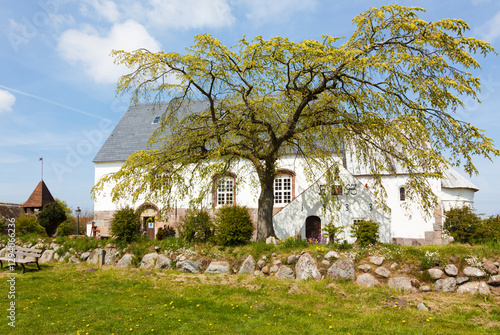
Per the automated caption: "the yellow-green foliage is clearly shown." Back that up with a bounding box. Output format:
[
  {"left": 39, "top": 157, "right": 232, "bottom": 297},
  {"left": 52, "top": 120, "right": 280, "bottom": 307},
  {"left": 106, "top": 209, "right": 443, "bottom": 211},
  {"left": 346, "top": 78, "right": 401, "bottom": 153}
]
[
  {"left": 94, "top": 5, "right": 498, "bottom": 241},
  {"left": 15, "top": 214, "right": 46, "bottom": 237}
]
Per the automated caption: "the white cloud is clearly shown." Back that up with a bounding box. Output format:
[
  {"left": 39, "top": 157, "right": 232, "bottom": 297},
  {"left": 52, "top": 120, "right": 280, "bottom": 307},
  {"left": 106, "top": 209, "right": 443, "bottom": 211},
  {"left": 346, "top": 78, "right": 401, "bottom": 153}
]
[
  {"left": 0, "top": 89, "right": 16, "bottom": 113},
  {"left": 237, "top": 0, "right": 317, "bottom": 23},
  {"left": 477, "top": 11, "right": 500, "bottom": 43},
  {"left": 57, "top": 20, "right": 161, "bottom": 84},
  {"left": 80, "top": 0, "right": 121, "bottom": 23}
]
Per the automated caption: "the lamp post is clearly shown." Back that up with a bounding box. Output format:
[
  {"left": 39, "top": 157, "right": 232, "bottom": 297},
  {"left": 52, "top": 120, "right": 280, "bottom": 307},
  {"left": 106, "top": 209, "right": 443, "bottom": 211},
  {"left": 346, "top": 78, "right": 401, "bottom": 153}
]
[{"left": 76, "top": 207, "right": 81, "bottom": 236}]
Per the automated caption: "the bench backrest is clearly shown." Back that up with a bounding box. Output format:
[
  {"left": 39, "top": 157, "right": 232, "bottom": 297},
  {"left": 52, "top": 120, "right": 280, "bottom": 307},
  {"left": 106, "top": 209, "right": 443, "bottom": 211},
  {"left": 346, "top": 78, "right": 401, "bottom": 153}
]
[{"left": 14, "top": 247, "right": 43, "bottom": 259}]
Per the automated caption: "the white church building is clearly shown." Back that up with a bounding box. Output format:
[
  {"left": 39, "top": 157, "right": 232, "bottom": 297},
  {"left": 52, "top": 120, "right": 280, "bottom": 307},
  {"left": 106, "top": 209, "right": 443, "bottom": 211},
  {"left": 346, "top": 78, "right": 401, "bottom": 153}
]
[{"left": 93, "top": 103, "right": 479, "bottom": 245}]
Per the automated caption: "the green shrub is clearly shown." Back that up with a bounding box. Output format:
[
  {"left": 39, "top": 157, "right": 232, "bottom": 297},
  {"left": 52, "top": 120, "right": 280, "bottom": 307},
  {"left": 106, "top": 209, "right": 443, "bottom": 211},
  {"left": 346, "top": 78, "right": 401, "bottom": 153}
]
[
  {"left": 110, "top": 207, "right": 140, "bottom": 243},
  {"left": 350, "top": 219, "right": 379, "bottom": 247},
  {"left": 15, "top": 215, "right": 47, "bottom": 236},
  {"left": 481, "top": 214, "right": 500, "bottom": 242},
  {"left": 178, "top": 209, "right": 213, "bottom": 243},
  {"left": 321, "top": 222, "right": 344, "bottom": 244},
  {"left": 214, "top": 205, "right": 254, "bottom": 246},
  {"left": 443, "top": 206, "right": 485, "bottom": 244},
  {"left": 156, "top": 225, "right": 176, "bottom": 240},
  {"left": 37, "top": 201, "right": 67, "bottom": 236}
]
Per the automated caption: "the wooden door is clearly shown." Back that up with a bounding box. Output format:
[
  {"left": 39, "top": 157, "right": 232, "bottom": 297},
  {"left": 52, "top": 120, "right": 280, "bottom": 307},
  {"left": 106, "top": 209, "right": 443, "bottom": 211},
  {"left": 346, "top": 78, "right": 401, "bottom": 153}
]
[{"left": 305, "top": 216, "right": 321, "bottom": 240}]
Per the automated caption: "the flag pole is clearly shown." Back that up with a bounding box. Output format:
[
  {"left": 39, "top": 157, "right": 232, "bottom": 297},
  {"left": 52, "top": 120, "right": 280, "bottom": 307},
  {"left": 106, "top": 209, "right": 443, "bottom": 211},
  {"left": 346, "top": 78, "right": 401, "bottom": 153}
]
[{"left": 40, "top": 157, "right": 43, "bottom": 181}]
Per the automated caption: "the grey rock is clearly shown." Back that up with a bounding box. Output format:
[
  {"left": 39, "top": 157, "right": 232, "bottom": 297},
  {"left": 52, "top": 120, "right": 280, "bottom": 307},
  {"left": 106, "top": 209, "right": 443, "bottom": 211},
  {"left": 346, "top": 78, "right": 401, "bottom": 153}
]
[
  {"left": 140, "top": 253, "right": 158, "bottom": 269},
  {"left": 484, "top": 263, "right": 499, "bottom": 275},
  {"left": 275, "top": 266, "right": 295, "bottom": 279},
  {"left": 33, "top": 243, "right": 44, "bottom": 249},
  {"left": 434, "top": 278, "right": 457, "bottom": 292},
  {"left": 205, "top": 261, "right": 230, "bottom": 274},
  {"left": 327, "top": 259, "right": 355, "bottom": 281},
  {"left": 444, "top": 264, "right": 458, "bottom": 277},
  {"left": 59, "top": 252, "right": 70, "bottom": 262},
  {"left": 356, "top": 273, "right": 380, "bottom": 287},
  {"left": 390, "top": 262, "right": 398, "bottom": 269},
  {"left": 80, "top": 252, "right": 90, "bottom": 261},
  {"left": 69, "top": 255, "right": 80, "bottom": 263},
  {"left": 104, "top": 248, "right": 117, "bottom": 265},
  {"left": 261, "top": 265, "right": 270, "bottom": 275},
  {"left": 239, "top": 255, "right": 256, "bottom": 274},
  {"left": 321, "top": 260, "right": 330, "bottom": 266},
  {"left": 428, "top": 268, "right": 444, "bottom": 280},
  {"left": 287, "top": 255, "right": 296, "bottom": 265},
  {"left": 388, "top": 277, "right": 416, "bottom": 292},
  {"left": 295, "top": 252, "right": 321, "bottom": 280},
  {"left": 494, "top": 262, "right": 499, "bottom": 268},
  {"left": 457, "top": 281, "right": 491, "bottom": 295},
  {"left": 324, "top": 251, "right": 340, "bottom": 260},
  {"left": 420, "top": 285, "right": 431, "bottom": 292},
  {"left": 273, "top": 260, "right": 282, "bottom": 266},
  {"left": 87, "top": 249, "right": 99, "bottom": 264},
  {"left": 463, "top": 266, "right": 486, "bottom": 277},
  {"left": 117, "top": 254, "right": 134, "bottom": 268},
  {"left": 487, "top": 275, "right": 500, "bottom": 286},
  {"left": 266, "top": 236, "right": 279, "bottom": 245},
  {"left": 358, "top": 264, "right": 372, "bottom": 273},
  {"left": 417, "top": 303, "right": 429, "bottom": 311},
  {"left": 375, "top": 266, "right": 391, "bottom": 278},
  {"left": 53, "top": 253, "right": 60, "bottom": 261},
  {"left": 369, "top": 256, "right": 385, "bottom": 266},
  {"left": 155, "top": 254, "right": 171, "bottom": 269},
  {"left": 176, "top": 260, "right": 200, "bottom": 273},
  {"left": 457, "top": 277, "right": 469, "bottom": 285},
  {"left": 39, "top": 250, "right": 54, "bottom": 264},
  {"left": 257, "top": 259, "right": 266, "bottom": 269},
  {"left": 270, "top": 265, "right": 279, "bottom": 273},
  {"left": 262, "top": 256, "right": 268, "bottom": 261}
]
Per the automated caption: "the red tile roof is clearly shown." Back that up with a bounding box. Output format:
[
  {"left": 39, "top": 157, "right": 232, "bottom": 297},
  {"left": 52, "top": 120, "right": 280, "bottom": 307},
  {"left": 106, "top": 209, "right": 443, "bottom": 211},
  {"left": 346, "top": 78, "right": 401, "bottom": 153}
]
[{"left": 22, "top": 181, "right": 55, "bottom": 209}]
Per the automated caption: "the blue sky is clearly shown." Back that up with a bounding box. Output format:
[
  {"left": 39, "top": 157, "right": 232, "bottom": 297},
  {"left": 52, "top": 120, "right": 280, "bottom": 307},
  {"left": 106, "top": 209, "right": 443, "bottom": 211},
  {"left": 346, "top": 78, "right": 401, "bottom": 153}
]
[{"left": 0, "top": 0, "right": 499, "bottom": 217}]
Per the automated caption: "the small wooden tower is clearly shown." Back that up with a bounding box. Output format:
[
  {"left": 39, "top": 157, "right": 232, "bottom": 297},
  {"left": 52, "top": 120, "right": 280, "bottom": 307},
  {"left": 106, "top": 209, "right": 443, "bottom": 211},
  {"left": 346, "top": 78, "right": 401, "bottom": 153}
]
[{"left": 22, "top": 181, "right": 55, "bottom": 214}]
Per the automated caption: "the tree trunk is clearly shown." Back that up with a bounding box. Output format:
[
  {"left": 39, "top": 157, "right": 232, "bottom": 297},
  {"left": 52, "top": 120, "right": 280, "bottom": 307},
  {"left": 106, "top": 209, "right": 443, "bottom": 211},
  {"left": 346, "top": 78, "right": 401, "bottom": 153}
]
[{"left": 256, "top": 171, "right": 276, "bottom": 240}]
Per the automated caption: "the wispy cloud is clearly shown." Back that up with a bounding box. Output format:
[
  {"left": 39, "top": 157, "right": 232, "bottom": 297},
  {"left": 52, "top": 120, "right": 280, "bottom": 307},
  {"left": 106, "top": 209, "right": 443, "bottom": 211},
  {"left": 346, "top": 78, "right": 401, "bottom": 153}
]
[
  {"left": 0, "top": 89, "right": 16, "bottom": 113},
  {"left": 476, "top": 11, "right": 500, "bottom": 43},
  {"left": 237, "top": 0, "right": 317, "bottom": 23}
]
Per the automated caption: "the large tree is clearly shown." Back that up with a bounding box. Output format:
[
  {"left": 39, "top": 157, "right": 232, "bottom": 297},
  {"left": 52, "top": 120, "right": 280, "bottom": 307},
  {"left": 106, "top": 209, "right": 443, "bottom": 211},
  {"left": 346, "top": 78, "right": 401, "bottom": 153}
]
[{"left": 94, "top": 5, "right": 498, "bottom": 240}]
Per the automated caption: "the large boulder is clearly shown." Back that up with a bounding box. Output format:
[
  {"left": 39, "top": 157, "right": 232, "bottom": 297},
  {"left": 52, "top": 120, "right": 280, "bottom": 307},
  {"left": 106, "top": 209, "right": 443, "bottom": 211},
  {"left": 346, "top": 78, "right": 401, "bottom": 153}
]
[
  {"left": 463, "top": 266, "right": 486, "bottom": 277},
  {"left": 275, "top": 266, "right": 295, "bottom": 279},
  {"left": 356, "top": 273, "right": 380, "bottom": 288},
  {"left": 456, "top": 281, "right": 491, "bottom": 295},
  {"left": 434, "top": 278, "right": 457, "bottom": 292},
  {"left": 374, "top": 266, "right": 391, "bottom": 278},
  {"left": 104, "top": 248, "right": 118, "bottom": 266},
  {"left": 388, "top": 277, "right": 416, "bottom": 292},
  {"left": 87, "top": 249, "right": 99, "bottom": 264},
  {"left": 484, "top": 263, "right": 499, "bottom": 275},
  {"left": 428, "top": 268, "right": 444, "bottom": 280},
  {"left": 358, "top": 264, "right": 372, "bottom": 273},
  {"left": 295, "top": 252, "right": 321, "bottom": 280},
  {"left": 444, "top": 264, "right": 458, "bottom": 277},
  {"left": 239, "top": 255, "right": 255, "bottom": 274},
  {"left": 39, "top": 250, "right": 54, "bottom": 264},
  {"left": 117, "top": 254, "right": 135, "bottom": 268},
  {"left": 328, "top": 259, "right": 355, "bottom": 281},
  {"left": 140, "top": 253, "right": 158, "bottom": 269},
  {"left": 176, "top": 260, "right": 200, "bottom": 273},
  {"left": 80, "top": 252, "right": 91, "bottom": 261},
  {"left": 487, "top": 275, "right": 500, "bottom": 286},
  {"left": 205, "top": 261, "right": 230, "bottom": 274},
  {"left": 369, "top": 256, "right": 385, "bottom": 266},
  {"left": 155, "top": 254, "right": 172, "bottom": 269}
]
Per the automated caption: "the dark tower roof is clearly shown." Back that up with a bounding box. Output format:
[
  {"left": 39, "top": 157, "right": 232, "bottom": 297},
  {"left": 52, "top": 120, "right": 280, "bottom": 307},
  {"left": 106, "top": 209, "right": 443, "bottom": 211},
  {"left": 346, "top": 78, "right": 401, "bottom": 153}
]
[{"left": 22, "top": 181, "right": 55, "bottom": 209}]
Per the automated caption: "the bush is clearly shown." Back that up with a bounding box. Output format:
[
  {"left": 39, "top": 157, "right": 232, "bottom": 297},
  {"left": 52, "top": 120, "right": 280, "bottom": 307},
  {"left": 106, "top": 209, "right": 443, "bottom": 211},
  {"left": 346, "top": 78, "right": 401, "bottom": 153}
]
[
  {"left": 321, "top": 222, "right": 344, "bottom": 244},
  {"left": 37, "top": 201, "right": 67, "bottom": 236},
  {"left": 214, "top": 205, "right": 254, "bottom": 246},
  {"left": 156, "top": 225, "right": 176, "bottom": 240},
  {"left": 481, "top": 214, "right": 500, "bottom": 242},
  {"left": 15, "top": 215, "right": 46, "bottom": 236},
  {"left": 178, "top": 209, "right": 213, "bottom": 243},
  {"left": 443, "top": 206, "right": 485, "bottom": 244},
  {"left": 350, "top": 219, "right": 379, "bottom": 247},
  {"left": 110, "top": 207, "right": 140, "bottom": 243}
]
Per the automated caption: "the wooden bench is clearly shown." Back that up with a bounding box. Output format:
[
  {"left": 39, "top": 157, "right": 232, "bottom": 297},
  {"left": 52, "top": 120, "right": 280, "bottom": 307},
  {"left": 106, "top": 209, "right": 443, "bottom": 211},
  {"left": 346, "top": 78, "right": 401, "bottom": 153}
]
[{"left": 0, "top": 246, "right": 43, "bottom": 274}]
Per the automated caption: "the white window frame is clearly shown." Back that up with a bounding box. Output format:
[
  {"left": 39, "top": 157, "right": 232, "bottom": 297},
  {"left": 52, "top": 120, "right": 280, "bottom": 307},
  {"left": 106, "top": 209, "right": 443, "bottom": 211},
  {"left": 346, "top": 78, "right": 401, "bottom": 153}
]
[
  {"left": 274, "top": 174, "right": 292, "bottom": 205},
  {"left": 216, "top": 176, "right": 234, "bottom": 206}
]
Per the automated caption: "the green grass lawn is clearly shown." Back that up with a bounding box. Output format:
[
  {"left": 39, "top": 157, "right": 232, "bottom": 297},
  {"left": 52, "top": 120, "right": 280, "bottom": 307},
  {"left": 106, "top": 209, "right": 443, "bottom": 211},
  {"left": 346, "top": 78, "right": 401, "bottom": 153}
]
[{"left": 0, "top": 262, "right": 499, "bottom": 334}]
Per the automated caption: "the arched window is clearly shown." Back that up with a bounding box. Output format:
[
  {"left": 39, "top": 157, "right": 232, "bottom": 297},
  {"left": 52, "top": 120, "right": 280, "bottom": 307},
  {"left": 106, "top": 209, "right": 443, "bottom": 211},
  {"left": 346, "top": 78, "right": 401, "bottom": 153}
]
[
  {"left": 274, "top": 169, "right": 295, "bottom": 206},
  {"left": 212, "top": 173, "right": 236, "bottom": 206},
  {"left": 399, "top": 187, "right": 405, "bottom": 202}
]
